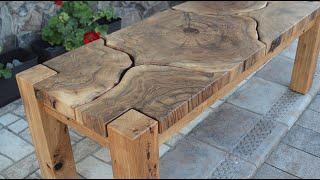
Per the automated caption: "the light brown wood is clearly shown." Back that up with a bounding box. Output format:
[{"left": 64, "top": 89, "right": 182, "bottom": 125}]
[
  {"left": 247, "top": 1, "right": 320, "bottom": 54},
  {"left": 44, "top": 105, "right": 110, "bottom": 147},
  {"left": 105, "top": 9, "right": 265, "bottom": 74},
  {"left": 35, "top": 39, "right": 132, "bottom": 120},
  {"left": 173, "top": 1, "right": 267, "bottom": 15},
  {"left": 16, "top": 65, "right": 77, "bottom": 179},
  {"left": 290, "top": 17, "right": 320, "bottom": 94},
  {"left": 108, "top": 109, "right": 159, "bottom": 179}
]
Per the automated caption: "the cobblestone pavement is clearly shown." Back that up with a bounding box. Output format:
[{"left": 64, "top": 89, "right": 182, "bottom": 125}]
[{"left": 1, "top": 40, "right": 320, "bottom": 179}]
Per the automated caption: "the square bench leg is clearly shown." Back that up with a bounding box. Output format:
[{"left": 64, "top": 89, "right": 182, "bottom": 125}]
[
  {"left": 16, "top": 65, "right": 77, "bottom": 179},
  {"left": 290, "top": 17, "right": 320, "bottom": 94},
  {"left": 108, "top": 109, "right": 160, "bottom": 179}
]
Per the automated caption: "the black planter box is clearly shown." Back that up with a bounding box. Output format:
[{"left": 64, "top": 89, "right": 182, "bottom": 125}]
[
  {"left": 97, "top": 17, "right": 122, "bottom": 34},
  {"left": 0, "top": 48, "right": 38, "bottom": 108},
  {"left": 31, "top": 40, "right": 66, "bottom": 64}
]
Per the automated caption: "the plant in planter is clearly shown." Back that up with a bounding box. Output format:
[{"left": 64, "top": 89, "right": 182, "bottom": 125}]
[
  {"left": 32, "top": 1, "right": 121, "bottom": 63},
  {"left": 0, "top": 46, "right": 38, "bottom": 107}
]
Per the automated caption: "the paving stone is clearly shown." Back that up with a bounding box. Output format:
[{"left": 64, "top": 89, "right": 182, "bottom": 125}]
[
  {"left": 179, "top": 108, "right": 213, "bottom": 136},
  {"left": 232, "top": 120, "right": 288, "bottom": 167},
  {"left": 0, "top": 113, "right": 20, "bottom": 126},
  {"left": 279, "top": 39, "right": 298, "bottom": 61},
  {"left": 307, "top": 71, "right": 320, "bottom": 98},
  {"left": 77, "top": 156, "right": 113, "bottom": 179},
  {"left": 268, "top": 90, "right": 312, "bottom": 128},
  {"left": 254, "top": 163, "right": 298, "bottom": 179},
  {"left": 69, "top": 130, "right": 84, "bottom": 143},
  {"left": 283, "top": 125, "right": 320, "bottom": 157},
  {"left": 0, "top": 103, "right": 19, "bottom": 117},
  {"left": 190, "top": 103, "right": 260, "bottom": 152},
  {"left": 227, "top": 77, "right": 288, "bottom": 115},
  {"left": 160, "top": 136, "right": 226, "bottom": 179},
  {"left": 297, "top": 109, "right": 320, "bottom": 133},
  {"left": 72, "top": 138, "right": 100, "bottom": 162},
  {"left": 210, "top": 99, "right": 224, "bottom": 109},
  {"left": 220, "top": 79, "right": 248, "bottom": 101},
  {"left": 266, "top": 143, "right": 320, "bottom": 179},
  {"left": 211, "top": 155, "right": 257, "bottom": 179},
  {"left": 19, "top": 128, "right": 33, "bottom": 144},
  {"left": 12, "top": 105, "right": 25, "bottom": 118},
  {"left": 309, "top": 95, "right": 320, "bottom": 112},
  {"left": 2, "top": 153, "right": 39, "bottom": 179},
  {"left": 0, "top": 129, "right": 34, "bottom": 161},
  {"left": 8, "top": 119, "right": 28, "bottom": 134},
  {"left": 159, "top": 144, "right": 170, "bottom": 158},
  {"left": 0, "top": 154, "right": 13, "bottom": 171},
  {"left": 0, "top": 124, "right": 3, "bottom": 129},
  {"left": 256, "top": 56, "right": 294, "bottom": 87},
  {"left": 25, "top": 172, "right": 40, "bottom": 179},
  {"left": 93, "top": 148, "right": 111, "bottom": 163},
  {"left": 164, "top": 132, "right": 184, "bottom": 147},
  {"left": 0, "top": 175, "right": 4, "bottom": 179}
]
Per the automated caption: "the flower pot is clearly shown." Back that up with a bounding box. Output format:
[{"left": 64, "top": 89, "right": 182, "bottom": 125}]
[
  {"left": 0, "top": 48, "right": 38, "bottom": 107},
  {"left": 31, "top": 39, "right": 66, "bottom": 63},
  {"left": 97, "top": 17, "right": 122, "bottom": 34}
]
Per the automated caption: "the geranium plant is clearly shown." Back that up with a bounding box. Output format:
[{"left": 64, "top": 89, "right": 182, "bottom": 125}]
[{"left": 42, "top": 1, "right": 117, "bottom": 51}]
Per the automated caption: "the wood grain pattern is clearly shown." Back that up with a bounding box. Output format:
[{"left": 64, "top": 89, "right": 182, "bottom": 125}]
[
  {"left": 290, "top": 16, "right": 320, "bottom": 94},
  {"left": 16, "top": 65, "right": 77, "bottom": 179},
  {"left": 76, "top": 65, "right": 229, "bottom": 136},
  {"left": 106, "top": 10, "right": 265, "bottom": 75},
  {"left": 34, "top": 39, "right": 132, "bottom": 119},
  {"left": 247, "top": 1, "right": 320, "bottom": 53},
  {"left": 173, "top": 1, "right": 267, "bottom": 15},
  {"left": 108, "top": 109, "right": 159, "bottom": 179}
]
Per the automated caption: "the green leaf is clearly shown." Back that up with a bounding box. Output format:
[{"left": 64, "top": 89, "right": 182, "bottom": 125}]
[
  {"left": 0, "top": 63, "right": 4, "bottom": 69},
  {"left": 95, "top": 25, "right": 108, "bottom": 36},
  {"left": 0, "top": 68, "right": 12, "bottom": 79}
]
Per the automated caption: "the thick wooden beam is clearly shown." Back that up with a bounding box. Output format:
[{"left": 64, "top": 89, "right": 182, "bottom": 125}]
[
  {"left": 108, "top": 109, "right": 159, "bottom": 179},
  {"left": 16, "top": 65, "right": 77, "bottom": 179},
  {"left": 290, "top": 17, "right": 320, "bottom": 94}
]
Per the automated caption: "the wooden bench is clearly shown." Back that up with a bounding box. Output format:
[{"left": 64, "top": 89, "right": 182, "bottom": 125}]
[{"left": 16, "top": 1, "right": 320, "bottom": 179}]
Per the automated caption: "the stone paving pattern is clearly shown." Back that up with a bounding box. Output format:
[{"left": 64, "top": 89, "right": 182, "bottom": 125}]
[{"left": 1, "top": 40, "right": 320, "bottom": 179}]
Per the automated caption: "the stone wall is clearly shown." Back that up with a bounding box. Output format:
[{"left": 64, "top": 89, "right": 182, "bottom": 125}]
[{"left": 0, "top": 1, "right": 183, "bottom": 53}]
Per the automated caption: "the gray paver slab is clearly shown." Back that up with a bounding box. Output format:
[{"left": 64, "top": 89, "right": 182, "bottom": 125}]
[
  {"left": 190, "top": 103, "right": 260, "bottom": 152},
  {"left": 254, "top": 163, "right": 298, "bottom": 179},
  {"left": 93, "top": 148, "right": 111, "bottom": 163},
  {"left": 297, "top": 109, "right": 320, "bottom": 134},
  {"left": 211, "top": 155, "right": 257, "bottom": 179},
  {"left": 179, "top": 108, "right": 213, "bottom": 136},
  {"left": 0, "top": 129, "right": 34, "bottom": 161},
  {"left": 77, "top": 156, "right": 113, "bottom": 179},
  {"left": 8, "top": 119, "right": 28, "bottom": 134},
  {"left": 160, "top": 136, "right": 226, "bottom": 179},
  {"left": 232, "top": 120, "right": 288, "bottom": 167},
  {"left": 0, "top": 103, "right": 18, "bottom": 117},
  {"left": 12, "top": 105, "right": 25, "bottom": 118},
  {"left": 159, "top": 144, "right": 170, "bottom": 158},
  {"left": 256, "top": 55, "right": 294, "bottom": 87},
  {"left": 2, "top": 153, "right": 39, "bottom": 179},
  {"left": 19, "top": 128, "right": 33, "bottom": 144},
  {"left": 309, "top": 95, "right": 320, "bottom": 112},
  {"left": 0, "top": 154, "right": 13, "bottom": 172},
  {"left": 72, "top": 138, "right": 100, "bottom": 162},
  {"left": 227, "top": 77, "right": 287, "bottom": 115},
  {"left": 0, "top": 113, "right": 20, "bottom": 126},
  {"left": 266, "top": 143, "right": 320, "bottom": 179},
  {"left": 283, "top": 125, "right": 320, "bottom": 157},
  {"left": 279, "top": 39, "right": 298, "bottom": 61}
]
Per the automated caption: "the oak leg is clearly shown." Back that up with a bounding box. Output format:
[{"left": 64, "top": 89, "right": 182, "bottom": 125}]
[
  {"left": 16, "top": 65, "right": 77, "bottom": 179},
  {"left": 108, "top": 109, "right": 160, "bottom": 179},
  {"left": 290, "top": 17, "right": 320, "bottom": 94}
]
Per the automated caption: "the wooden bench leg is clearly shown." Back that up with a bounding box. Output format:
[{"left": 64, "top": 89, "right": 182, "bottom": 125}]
[
  {"left": 290, "top": 17, "right": 320, "bottom": 94},
  {"left": 16, "top": 65, "right": 77, "bottom": 179},
  {"left": 108, "top": 109, "right": 160, "bottom": 179}
]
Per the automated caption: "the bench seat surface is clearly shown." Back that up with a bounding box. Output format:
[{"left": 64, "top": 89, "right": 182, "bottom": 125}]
[{"left": 35, "top": 1, "right": 320, "bottom": 136}]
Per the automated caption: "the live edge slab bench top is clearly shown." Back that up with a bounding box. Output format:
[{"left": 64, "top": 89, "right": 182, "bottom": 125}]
[{"left": 34, "top": 1, "right": 320, "bottom": 136}]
